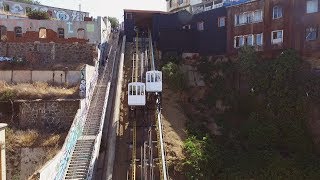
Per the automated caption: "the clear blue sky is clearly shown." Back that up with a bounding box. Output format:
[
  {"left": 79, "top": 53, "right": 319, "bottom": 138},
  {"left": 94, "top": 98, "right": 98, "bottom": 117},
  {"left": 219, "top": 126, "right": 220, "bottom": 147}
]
[{"left": 38, "top": 0, "right": 166, "bottom": 22}]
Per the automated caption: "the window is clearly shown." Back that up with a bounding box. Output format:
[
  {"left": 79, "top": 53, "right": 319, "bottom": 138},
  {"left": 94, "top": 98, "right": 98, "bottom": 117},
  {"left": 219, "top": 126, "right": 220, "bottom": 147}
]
[
  {"left": 197, "top": 21, "right": 204, "bottom": 31},
  {"left": 235, "top": 10, "right": 263, "bottom": 26},
  {"left": 137, "top": 85, "right": 141, "bottom": 95},
  {"left": 178, "top": 0, "right": 183, "bottom": 5},
  {"left": 126, "top": 13, "right": 133, "bottom": 20},
  {"left": 306, "top": 0, "right": 318, "bottom": 13},
  {"left": 273, "top": 6, "right": 283, "bottom": 19},
  {"left": 0, "top": 26, "right": 7, "bottom": 41},
  {"left": 218, "top": 17, "right": 226, "bottom": 27},
  {"left": 169, "top": 0, "right": 173, "bottom": 8},
  {"left": 271, "top": 30, "right": 283, "bottom": 44},
  {"left": 306, "top": 27, "right": 318, "bottom": 41},
  {"left": 26, "top": 7, "right": 32, "bottom": 14},
  {"left": 15, "top": 27, "right": 22, "bottom": 37},
  {"left": 77, "top": 28, "right": 85, "bottom": 39},
  {"left": 182, "top": 24, "right": 191, "bottom": 30},
  {"left": 234, "top": 33, "right": 263, "bottom": 48},
  {"left": 4, "top": 4, "right": 9, "bottom": 12},
  {"left": 245, "top": 34, "right": 254, "bottom": 46},
  {"left": 234, "top": 36, "right": 244, "bottom": 48},
  {"left": 253, "top": 10, "right": 263, "bottom": 22},
  {"left": 256, "top": 33, "right": 263, "bottom": 46},
  {"left": 58, "top": 28, "right": 64, "bottom": 38},
  {"left": 39, "top": 28, "right": 47, "bottom": 38}
]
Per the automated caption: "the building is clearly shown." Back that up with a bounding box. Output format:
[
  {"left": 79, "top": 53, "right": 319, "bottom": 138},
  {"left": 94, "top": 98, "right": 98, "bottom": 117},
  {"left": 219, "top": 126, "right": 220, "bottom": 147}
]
[
  {"left": 227, "top": 0, "right": 294, "bottom": 55},
  {"left": 226, "top": 0, "right": 320, "bottom": 60},
  {"left": 0, "top": 0, "right": 89, "bottom": 21},
  {"left": 293, "top": 0, "right": 320, "bottom": 57},
  {"left": 0, "top": 17, "right": 108, "bottom": 44},
  {"left": 124, "top": 0, "right": 320, "bottom": 64},
  {"left": 167, "top": 0, "right": 191, "bottom": 13},
  {"left": 166, "top": 0, "right": 256, "bottom": 13},
  {"left": 124, "top": 8, "right": 227, "bottom": 56}
]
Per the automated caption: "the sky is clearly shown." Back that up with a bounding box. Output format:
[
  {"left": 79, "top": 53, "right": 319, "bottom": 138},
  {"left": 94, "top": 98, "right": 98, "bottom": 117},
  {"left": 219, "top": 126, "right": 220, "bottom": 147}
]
[{"left": 37, "top": 0, "right": 167, "bottom": 22}]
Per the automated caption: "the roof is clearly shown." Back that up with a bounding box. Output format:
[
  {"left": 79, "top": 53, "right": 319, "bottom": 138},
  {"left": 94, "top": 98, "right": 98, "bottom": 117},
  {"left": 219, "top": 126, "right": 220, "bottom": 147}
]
[{"left": 124, "top": 9, "right": 169, "bottom": 14}]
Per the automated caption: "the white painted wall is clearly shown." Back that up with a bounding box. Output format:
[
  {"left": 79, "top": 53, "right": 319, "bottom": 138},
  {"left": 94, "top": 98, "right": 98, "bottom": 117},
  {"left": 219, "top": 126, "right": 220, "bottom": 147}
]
[
  {"left": 0, "top": 70, "right": 81, "bottom": 85},
  {"left": 0, "top": 123, "right": 7, "bottom": 180},
  {"left": 0, "top": 70, "right": 11, "bottom": 82}
]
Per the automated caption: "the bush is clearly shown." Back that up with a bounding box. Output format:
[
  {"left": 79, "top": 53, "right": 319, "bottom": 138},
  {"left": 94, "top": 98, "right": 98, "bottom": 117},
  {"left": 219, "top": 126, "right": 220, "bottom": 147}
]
[
  {"left": 183, "top": 49, "right": 320, "bottom": 178},
  {"left": 27, "top": 10, "right": 50, "bottom": 20},
  {"left": 162, "top": 62, "right": 187, "bottom": 92}
]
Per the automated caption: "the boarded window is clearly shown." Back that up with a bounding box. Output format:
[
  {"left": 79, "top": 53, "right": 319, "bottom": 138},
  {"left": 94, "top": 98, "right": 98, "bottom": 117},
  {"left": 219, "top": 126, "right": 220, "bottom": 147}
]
[
  {"left": 77, "top": 28, "right": 85, "bottom": 39},
  {"left": 0, "top": 26, "right": 7, "bottom": 41},
  {"left": 39, "top": 28, "right": 47, "bottom": 38},
  {"left": 58, "top": 28, "right": 64, "bottom": 38},
  {"left": 4, "top": 4, "right": 9, "bottom": 12},
  {"left": 25, "top": 7, "right": 32, "bottom": 14},
  {"left": 15, "top": 27, "right": 22, "bottom": 37}
]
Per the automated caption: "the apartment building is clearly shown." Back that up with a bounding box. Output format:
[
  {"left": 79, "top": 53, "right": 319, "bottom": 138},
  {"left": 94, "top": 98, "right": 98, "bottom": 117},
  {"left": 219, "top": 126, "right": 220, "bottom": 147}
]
[
  {"left": 227, "top": 0, "right": 295, "bottom": 55},
  {"left": 227, "top": 0, "right": 320, "bottom": 57},
  {"left": 294, "top": 0, "right": 320, "bottom": 56}
]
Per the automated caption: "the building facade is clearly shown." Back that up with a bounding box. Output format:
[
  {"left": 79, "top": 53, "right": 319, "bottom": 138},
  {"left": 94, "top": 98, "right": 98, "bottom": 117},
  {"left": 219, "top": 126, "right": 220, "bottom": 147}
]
[
  {"left": 0, "top": 17, "right": 109, "bottom": 44},
  {"left": 167, "top": 0, "right": 191, "bottom": 13},
  {"left": 227, "top": 0, "right": 320, "bottom": 59},
  {"left": 124, "top": 8, "right": 227, "bottom": 55},
  {"left": 227, "top": 0, "right": 292, "bottom": 55},
  {"left": 0, "top": 0, "right": 89, "bottom": 21}
]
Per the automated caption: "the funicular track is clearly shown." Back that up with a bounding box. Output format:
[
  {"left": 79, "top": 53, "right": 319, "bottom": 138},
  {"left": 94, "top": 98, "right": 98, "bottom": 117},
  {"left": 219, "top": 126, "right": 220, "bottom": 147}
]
[
  {"left": 113, "top": 31, "right": 167, "bottom": 180},
  {"left": 128, "top": 34, "right": 160, "bottom": 180}
]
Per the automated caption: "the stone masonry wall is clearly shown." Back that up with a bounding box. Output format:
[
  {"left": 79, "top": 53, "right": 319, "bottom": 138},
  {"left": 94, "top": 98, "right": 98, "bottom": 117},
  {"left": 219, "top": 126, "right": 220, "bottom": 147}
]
[
  {"left": 16, "top": 100, "right": 79, "bottom": 132},
  {"left": 0, "top": 42, "right": 97, "bottom": 66}
]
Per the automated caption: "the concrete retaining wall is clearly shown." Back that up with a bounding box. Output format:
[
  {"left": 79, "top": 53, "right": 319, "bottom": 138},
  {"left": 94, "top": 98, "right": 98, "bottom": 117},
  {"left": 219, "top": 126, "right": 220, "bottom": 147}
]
[
  {"left": 35, "top": 51, "right": 100, "bottom": 180},
  {"left": 0, "top": 69, "right": 81, "bottom": 85}
]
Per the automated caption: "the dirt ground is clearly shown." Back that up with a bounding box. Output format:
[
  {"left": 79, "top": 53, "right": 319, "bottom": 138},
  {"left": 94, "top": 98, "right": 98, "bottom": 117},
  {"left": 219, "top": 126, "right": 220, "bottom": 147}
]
[{"left": 161, "top": 84, "right": 188, "bottom": 179}]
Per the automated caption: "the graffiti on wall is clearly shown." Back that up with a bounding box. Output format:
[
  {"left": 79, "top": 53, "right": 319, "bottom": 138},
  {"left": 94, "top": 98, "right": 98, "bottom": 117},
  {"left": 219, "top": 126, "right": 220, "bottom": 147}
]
[
  {"left": 80, "top": 66, "right": 86, "bottom": 98},
  {"left": 0, "top": 0, "right": 88, "bottom": 22}
]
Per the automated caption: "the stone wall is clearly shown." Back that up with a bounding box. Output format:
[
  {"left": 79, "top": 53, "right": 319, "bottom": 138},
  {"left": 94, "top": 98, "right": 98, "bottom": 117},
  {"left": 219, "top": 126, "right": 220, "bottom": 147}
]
[
  {"left": 16, "top": 100, "right": 79, "bottom": 132},
  {"left": 0, "top": 42, "right": 97, "bottom": 66}
]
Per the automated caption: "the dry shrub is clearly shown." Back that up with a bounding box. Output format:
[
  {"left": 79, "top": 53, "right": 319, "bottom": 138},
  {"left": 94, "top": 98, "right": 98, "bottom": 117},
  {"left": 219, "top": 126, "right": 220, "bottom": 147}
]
[
  {"left": 15, "top": 130, "right": 39, "bottom": 147},
  {"left": 0, "top": 81, "right": 78, "bottom": 100},
  {"left": 41, "top": 134, "right": 60, "bottom": 147}
]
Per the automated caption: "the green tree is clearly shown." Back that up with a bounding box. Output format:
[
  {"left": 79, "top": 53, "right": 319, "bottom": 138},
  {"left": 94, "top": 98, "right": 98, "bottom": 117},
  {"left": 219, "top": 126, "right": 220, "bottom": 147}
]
[
  {"left": 27, "top": 10, "right": 50, "bottom": 20},
  {"left": 162, "top": 62, "right": 187, "bottom": 92},
  {"left": 11, "top": 0, "right": 41, "bottom": 5},
  {"left": 107, "top": 17, "right": 119, "bottom": 29}
]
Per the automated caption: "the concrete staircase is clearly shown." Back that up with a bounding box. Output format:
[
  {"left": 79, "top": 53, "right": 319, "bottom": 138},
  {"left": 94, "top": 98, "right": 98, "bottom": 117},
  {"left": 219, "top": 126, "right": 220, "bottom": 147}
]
[
  {"left": 64, "top": 70, "right": 109, "bottom": 179},
  {"left": 65, "top": 139, "right": 95, "bottom": 179}
]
